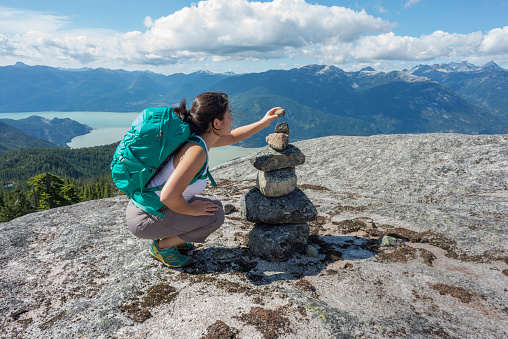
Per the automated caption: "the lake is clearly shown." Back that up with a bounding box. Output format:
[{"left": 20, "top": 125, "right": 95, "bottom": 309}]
[{"left": 0, "top": 111, "right": 266, "bottom": 168}]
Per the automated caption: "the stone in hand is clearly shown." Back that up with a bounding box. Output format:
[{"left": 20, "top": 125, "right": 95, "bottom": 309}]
[{"left": 275, "top": 108, "right": 286, "bottom": 117}]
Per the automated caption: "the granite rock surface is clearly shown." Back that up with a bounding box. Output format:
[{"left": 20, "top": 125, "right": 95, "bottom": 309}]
[{"left": 1, "top": 133, "right": 507, "bottom": 338}]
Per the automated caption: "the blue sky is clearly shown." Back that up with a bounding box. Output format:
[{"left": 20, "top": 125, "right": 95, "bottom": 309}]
[{"left": 1, "top": 0, "right": 507, "bottom": 74}]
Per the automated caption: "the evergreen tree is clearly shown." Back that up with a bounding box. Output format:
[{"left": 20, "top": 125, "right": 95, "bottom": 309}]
[
  {"left": 27, "top": 173, "right": 79, "bottom": 211},
  {"left": 62, "top": 179, "right": 81, "bottom": 205},
  {"left": 0, "top": 188, "right": 33, "bottom": 222}
]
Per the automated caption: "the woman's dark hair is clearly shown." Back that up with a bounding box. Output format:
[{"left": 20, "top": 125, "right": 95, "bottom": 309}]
[{"left": 173, "top": 92, "right": 229, "bottom": 135}]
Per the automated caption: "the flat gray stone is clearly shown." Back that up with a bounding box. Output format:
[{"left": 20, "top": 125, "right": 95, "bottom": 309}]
[
  {"left": 256, "top": 168, "right": 297, "bottom": 197},
  {"left": 249, "top": 223, "right": 309, "bottom": 262},
  {"left": 275, "top": 122, "right": 289, "bottom": 134},
  {"left": 251, "top": 144, "right": 305, "bottom": 171},
  {"left": 266, "top": 133, "right": 289, "bottom": 152},
  {"left": 241, "top": 187, "right": 317, "bottom": 223}
]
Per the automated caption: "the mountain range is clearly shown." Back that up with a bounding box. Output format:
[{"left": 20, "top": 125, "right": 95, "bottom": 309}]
[
  {"left": 1, "top": 61, "right": 507, "bottom": 147},
  {"left": 409, "top": 61, "right": 508, "bottom": 117}
]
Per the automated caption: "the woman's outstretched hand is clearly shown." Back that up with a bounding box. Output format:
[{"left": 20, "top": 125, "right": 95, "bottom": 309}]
[{"left": 260, "top": 107, "right": 281, "bottom": 127}]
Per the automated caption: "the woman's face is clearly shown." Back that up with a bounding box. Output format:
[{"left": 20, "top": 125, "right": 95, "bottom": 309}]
[{"left": 214, "top": 107, "right": 233, "bottom": 135}]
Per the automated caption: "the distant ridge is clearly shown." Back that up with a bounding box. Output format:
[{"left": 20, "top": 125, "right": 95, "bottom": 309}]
[
  {"left": 410, "top": 60, "right": 508, "bottom": 117},
  {"left": 0, "top": 116, "right": 92, "bottom": 148},
  {"left": 1, "top": 61, "right": 507, "bottom": 147},
  {"left": 0, "top": 120, "right": 58, "bottom": 153}
]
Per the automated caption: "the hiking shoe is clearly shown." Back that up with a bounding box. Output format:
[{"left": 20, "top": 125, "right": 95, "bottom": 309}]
[
  {"left": 149, "top": 241, "right": 193, "bottom": 268},
  {"left": 175, "top": 242, "right": 194, "bottom": 252}
]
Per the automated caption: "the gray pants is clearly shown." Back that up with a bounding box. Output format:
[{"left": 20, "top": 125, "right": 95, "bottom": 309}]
[{"left": 126, "top": 196, "right": 224, "bottom": 243}]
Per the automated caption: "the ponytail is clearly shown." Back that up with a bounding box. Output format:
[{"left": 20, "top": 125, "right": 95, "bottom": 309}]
[{"left": 173, "top": 98, "right": 197, "bottom": 130}]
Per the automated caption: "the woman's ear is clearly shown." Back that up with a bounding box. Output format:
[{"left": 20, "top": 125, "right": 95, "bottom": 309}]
[{"left": 213, "top": 117, "right": 223, "bottom": 130}]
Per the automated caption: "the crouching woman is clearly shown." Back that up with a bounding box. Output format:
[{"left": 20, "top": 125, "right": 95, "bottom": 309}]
[{"left": 126, "top": 92, "right": 279, "bottom": 268}]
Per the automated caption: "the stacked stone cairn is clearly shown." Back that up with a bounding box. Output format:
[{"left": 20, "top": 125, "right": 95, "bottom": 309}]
[{"left": 240, "top": 108, "right": 318, "bottom": 262}]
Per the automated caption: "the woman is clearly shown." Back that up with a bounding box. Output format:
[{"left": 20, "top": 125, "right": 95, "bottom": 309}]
[{"left": 126, "top": 92, "right": 280, "bottom": 267}]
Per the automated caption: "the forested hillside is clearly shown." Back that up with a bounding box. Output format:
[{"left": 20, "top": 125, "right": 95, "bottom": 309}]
[
  {"left": 0, "top": 143, "right": 119, "bottom": 221},
  {"left": 0, "top": 120, "right": 58, "bottom": 153},
  {"left": 0, "top": 143, "right": 117, "bottom": 186},
  {"left": 0, "top": 115, "right": 92, "bottom": 148}
]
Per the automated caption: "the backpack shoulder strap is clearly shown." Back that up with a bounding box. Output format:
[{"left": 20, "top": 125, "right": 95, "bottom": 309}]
[{"left": 187, "top": 135, "right": 217, "bottom": 187}]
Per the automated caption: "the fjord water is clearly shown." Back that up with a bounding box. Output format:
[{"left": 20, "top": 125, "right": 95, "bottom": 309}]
[{"left": 0, "top": 111, "right": 266, "bottom": 168}]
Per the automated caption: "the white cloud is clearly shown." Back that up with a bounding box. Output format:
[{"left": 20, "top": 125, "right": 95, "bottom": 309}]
[
  {"left": 404, "top": 0, "right": 421, "bottom": 9},
  {"left": 376, "top": 5, "right": 388, "bottom": 14},
  {"left": 141, "top": 0, "right": 392, "bottom": 55},
  {"left": 479, "top": 26, "right": 508, "bottom": 54},
  {"left": 0, "top": 1, "right": 507, "bottom": 71},
  {"left": 144, "top": 16, "right": 154, "bottom": 28},
  {"left": 356, "top": 30, "right": 483, "bottom": 61},
  {"left": 0, "top": 0, "right": 394, "bottom": 67},
  {"left": 0, "top": 6, "right": 70, "bottom": 35},
  {"left": 314, "top": 30, "right": 488, "bottom": 64}
]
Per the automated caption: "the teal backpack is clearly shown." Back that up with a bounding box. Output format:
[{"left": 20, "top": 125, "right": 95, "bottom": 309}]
[{"left": 111, "top": 107, "right": 216, "bottom": 217}]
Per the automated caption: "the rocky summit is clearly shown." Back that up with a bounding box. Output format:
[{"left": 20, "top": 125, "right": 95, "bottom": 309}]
[{"left": 1, "top": 133, "right": 507, "bottom": 338}]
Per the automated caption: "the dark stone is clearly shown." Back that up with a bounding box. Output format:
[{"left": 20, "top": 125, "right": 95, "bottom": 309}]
[
  {"left": 249, "top": 223, "right": 310, "bottom": 262},
  {"left": 224, "top": 203, "right": 236, "bottom": 214},
  {"left": 250, "top": 144, "right": 305, "bottom": 171},
  {"left": 275, "top": 122, "right": 289, "bottom": 134},
  {"left": 256, "top": 168, "right": 297, "bottom": 197},
  {"left": 240, "top": 187, "right": 317, "bottom": 223}
]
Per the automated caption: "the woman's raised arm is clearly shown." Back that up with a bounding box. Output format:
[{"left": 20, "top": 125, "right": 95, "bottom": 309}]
[{"left": 212, "top": 107, "right": 280, "bottom": 148}]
